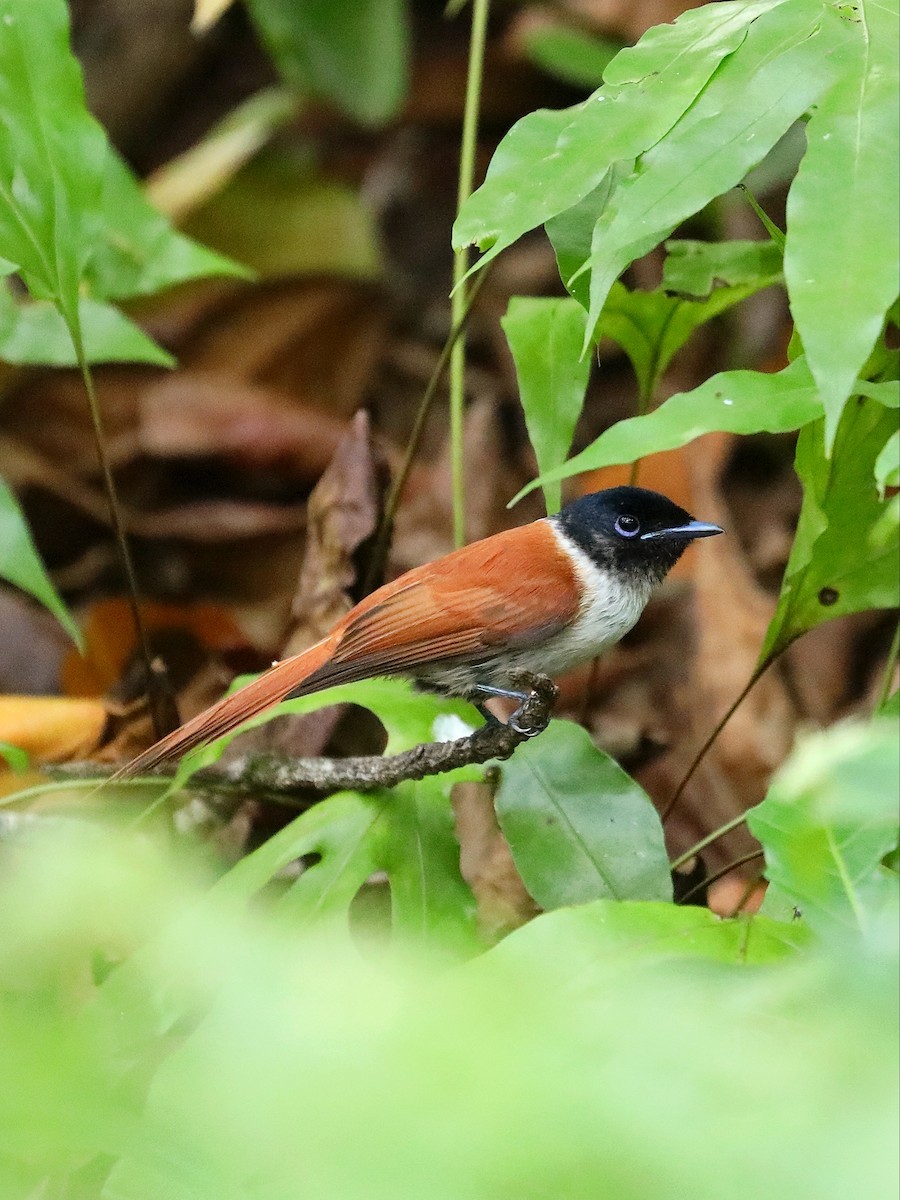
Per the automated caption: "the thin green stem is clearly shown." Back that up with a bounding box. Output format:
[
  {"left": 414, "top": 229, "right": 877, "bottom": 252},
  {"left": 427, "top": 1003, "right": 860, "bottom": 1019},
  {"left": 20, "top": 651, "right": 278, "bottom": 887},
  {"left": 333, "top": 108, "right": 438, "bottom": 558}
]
[
  {"left": 675, "top": 849, "right": 764, "bottom": 906},
  {"left": 874, "top": 619, "right": 900, "bottom": 712},
  {"left": 628, "top": 377, "right": 655, "bottom": 486},
  {"left": 669, "top": 810, "right": 751, "bottom": 872},
  {"left": 0, "top": 775, "right": 163, "bottom": 810},
  {"left": 737, "top": 183, "right": 786, "bottom": 252},
  {"left": 628, "top": 307, "right": 679, "bottom": 485},
  {"left": 449, "top": 0, "right": 491, "bottom": 548},
  {"left": 363, "top": 265, "right": 491, "bottom": 594},
  {"left": 662, "top": 657, "right": 773, "bottom": 824},
  {"left": 68, "top": 319, "right": 169, "bottom": 740}
]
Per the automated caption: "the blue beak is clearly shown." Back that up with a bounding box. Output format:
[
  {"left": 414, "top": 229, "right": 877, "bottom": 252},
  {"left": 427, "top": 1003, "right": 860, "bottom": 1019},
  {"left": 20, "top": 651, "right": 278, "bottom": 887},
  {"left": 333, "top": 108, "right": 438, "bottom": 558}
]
[{"left": 641, "top": 520, "right": 724, "bottom": 542}]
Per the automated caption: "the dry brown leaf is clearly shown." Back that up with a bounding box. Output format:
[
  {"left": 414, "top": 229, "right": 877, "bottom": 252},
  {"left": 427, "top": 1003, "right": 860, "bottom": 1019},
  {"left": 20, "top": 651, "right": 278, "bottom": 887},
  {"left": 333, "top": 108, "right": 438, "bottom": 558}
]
[
  {"left": 452, "top": 781, "right": 538, "bottom": 937},
  {"left": 61, "top": 598, "right": 249, "bottom": 698},
  {"left": 180, "top": 280, "right": 388, "bottom": 419},
  {"left": 285, "top": 411, "right": 390, "bottom": 655},
  {"left": 138, "top": 374, "right": 350, "bottom": 476}
]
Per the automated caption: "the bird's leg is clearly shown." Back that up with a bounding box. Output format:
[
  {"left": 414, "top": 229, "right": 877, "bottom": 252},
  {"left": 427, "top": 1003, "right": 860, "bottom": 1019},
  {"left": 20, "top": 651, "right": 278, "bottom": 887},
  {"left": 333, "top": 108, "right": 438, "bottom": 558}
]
[
  {"left": 471, "top": 685, "right": 529, "bottom": 732},
  {"left": 471, "top": 674, "right": 558, "bottom": 738}
]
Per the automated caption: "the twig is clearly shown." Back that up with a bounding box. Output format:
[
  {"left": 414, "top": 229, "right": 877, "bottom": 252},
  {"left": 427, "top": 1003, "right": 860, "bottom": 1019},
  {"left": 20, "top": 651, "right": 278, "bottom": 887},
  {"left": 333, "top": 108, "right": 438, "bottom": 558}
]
[
  {"left": 662, "top": 659, "right": 772, "bottom": 824},
  {"left": 874, "top": 619, "right": 900, "bottom": 712},
  {"left": 675, "top": 849, "right": 765, "bottom": 906},
  {"left": 68, "top": 321, "right": 176, "bottom": 740},
  {"left": 669, "top": 811, "right": 751, "bottom": 872},
  {"left": 60, "top": 676, "right": 559, "bottom": 798}
]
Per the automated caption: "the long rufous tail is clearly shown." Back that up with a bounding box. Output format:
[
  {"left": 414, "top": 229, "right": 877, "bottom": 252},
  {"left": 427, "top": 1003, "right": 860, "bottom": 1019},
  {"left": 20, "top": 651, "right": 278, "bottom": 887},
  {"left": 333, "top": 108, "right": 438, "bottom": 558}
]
[{"left": 114, "top": 633, "right": 340, "bottom": 779}]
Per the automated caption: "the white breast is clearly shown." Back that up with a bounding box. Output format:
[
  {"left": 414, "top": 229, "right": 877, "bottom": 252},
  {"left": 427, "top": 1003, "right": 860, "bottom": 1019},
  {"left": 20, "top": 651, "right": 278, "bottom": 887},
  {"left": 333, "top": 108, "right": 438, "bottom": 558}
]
[
  {"left": 408, "top": 520, "right": 654, "bottom": 696},
  {"left": 530, "top": 523, "right": 652, "bottom": 677}
]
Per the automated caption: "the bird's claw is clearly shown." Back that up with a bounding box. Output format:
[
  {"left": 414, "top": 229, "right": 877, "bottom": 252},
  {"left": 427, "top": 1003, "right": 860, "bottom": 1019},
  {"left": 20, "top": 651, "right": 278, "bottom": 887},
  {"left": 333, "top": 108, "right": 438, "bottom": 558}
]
[
  {"left": 508, "top": 713, "right": 543, "bottom": 738},
  {"left": 506, "top": 672, "right": 558, "bottom": 739}
]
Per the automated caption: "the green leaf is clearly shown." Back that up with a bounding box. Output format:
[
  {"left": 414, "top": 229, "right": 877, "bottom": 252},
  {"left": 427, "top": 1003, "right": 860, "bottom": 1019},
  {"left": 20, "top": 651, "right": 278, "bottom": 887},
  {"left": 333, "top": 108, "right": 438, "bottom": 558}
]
[
  {"left": 0, "top": 0, "right": 241, "bottom": 339},
  {"left": 592, "top": 265, "right": 784, "bottom": 404},
  {"left": 857, "top": 379, "right": 900, "bottom": 408},
  {"left": 878, "top": 689, "right": 900, "bottom": 717},
  {"left": 501, "top": 297, "right": 591, "bottom": 515},
  {"left": 217, "top": 781, "right": 479, "bottom": 956},
  {"left": 0, "top": 742, "right": 28, "bottom": 772},
  {"left": 486, "top": 899, "right": 808, "bottom": 974},
  {"left": 493, "top": 720, "right": 671, "bottom": 908},
  {"left": 784, "top": 0, "right": 900, "bottom": 446},
  {"left": 761, "top": 396, "right": 900, "bottom": 661},
  {"left": 2, "top": 822, "right": 897, "bottom": 1200},
  {"left": 545, "top": 165, "right": 632, "bottom": 305},
  {"left": 513, "top": 356, "right": 822, "bottom": 503},
  {"left": 584, "top": 0, "right": 853, "bottom": 343},
  {"left": 185, "top": 679, "right": 481, "bottom": 952},
  {"left": 379, "top": 778, "right": 479, "bottom": 954},
  {"left": 0, "top": 476, "right": 81, "bottom": 647},
  {"left": 453, "top": 1, "right": 778, "bottom": 267},
  {"left": 245, "top": 0, "right": 409, "bottom": 126},
  {"left": 90, "top": 152, "right": 244, "bottom": 302},
  {"left": 216, "top": 789, "right": 386, "bottom": 916},
  {"left": 0, "top": 0, "right": 99, "bottom": 322},
  {"left": 175, "top": 676, "right": 482, "bottom": 784},
  {"left": 0, "top": 286, "right": 173, "bottom": 367},
  {"left": 662, "top": 238, "right": 784, "bottom": 297},
  {"left": 748, "top": 721, "right": 900, "bottom": 938},
  {"left": 181, "top": 149, "right": 381, "bottom": 282},
  {"left": 874, "top": 429, "right": 899, "bottom": 493}
]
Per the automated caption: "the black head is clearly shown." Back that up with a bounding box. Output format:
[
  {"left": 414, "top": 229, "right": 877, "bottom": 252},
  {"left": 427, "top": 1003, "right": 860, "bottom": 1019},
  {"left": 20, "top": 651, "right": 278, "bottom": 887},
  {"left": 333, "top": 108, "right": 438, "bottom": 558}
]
[{"left": 554, "top": 486, "right": 723, "bottom": 584}]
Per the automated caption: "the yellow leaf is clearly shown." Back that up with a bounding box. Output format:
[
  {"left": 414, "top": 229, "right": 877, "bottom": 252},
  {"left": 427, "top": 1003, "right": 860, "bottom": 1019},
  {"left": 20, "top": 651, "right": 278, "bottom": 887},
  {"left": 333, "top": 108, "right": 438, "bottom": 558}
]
[{"left": 0, "top": 697, "right": 107, "bottom": 764}]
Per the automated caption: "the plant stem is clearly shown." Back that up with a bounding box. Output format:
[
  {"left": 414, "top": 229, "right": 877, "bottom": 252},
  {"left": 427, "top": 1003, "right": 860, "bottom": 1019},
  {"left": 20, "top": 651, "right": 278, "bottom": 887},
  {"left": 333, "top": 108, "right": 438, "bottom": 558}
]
[
  {"left": 737, "top": 183, "right": 786, "bottom": 251},
  {"left": 628, "top": 307, "right": 678, "bottom": 485},
  {"left": 449, "top": 0, "right": 491, "bottom": 548},
  {"left": 662, "top": 657, "right": 773, "bottom": 824},
  {"left": 669, "top": 810, "right": 752, "bottom": 871},
  {"left": 874, "top": 619, "right": 900, "bottom": 712},
  {"left": 363, "top": 265, "right": 491, "bottom": 594},
  {"left": 68, "top": 320, "right": 171, "bottom": 740},
  {"left": 676, "top": 849, "right": 764, "bottom": 906},
  {"left": 628, "top": 378, "right": 654, "bottom": 486}
]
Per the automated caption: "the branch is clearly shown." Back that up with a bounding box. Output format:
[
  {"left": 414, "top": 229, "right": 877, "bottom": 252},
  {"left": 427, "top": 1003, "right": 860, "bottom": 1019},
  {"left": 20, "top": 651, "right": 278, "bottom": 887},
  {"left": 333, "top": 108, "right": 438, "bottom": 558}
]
[{"left": 58, "top": 676, "right": 559, "bottom": 799}]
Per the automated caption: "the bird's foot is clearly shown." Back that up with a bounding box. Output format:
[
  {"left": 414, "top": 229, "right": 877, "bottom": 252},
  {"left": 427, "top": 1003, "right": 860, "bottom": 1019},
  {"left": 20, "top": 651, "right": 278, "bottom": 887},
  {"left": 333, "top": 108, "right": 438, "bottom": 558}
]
[{"left": 472, "top": 673, "right": 558, "bottom": 739}]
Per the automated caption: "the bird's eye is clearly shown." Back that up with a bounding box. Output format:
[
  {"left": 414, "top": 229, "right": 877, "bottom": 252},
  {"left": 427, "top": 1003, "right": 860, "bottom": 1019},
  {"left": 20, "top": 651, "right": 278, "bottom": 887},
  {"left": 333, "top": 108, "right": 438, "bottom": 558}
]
[{"left": 614, "top": 514, "right": 641, "bottom": 538}]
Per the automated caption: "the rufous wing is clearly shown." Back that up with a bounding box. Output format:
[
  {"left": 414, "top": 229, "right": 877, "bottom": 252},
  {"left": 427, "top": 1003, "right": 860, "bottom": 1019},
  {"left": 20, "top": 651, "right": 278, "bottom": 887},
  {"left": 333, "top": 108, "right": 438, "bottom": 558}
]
[{"left": 296, "top": 519, "right": 580, "bottom": 689}]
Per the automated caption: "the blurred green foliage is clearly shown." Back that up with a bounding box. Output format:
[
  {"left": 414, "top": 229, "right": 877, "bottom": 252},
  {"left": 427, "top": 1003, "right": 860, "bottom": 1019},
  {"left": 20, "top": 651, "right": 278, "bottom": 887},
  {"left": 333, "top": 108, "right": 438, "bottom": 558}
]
[{"left": 0, "top": 707, "right": 897, "bottom": 1199}]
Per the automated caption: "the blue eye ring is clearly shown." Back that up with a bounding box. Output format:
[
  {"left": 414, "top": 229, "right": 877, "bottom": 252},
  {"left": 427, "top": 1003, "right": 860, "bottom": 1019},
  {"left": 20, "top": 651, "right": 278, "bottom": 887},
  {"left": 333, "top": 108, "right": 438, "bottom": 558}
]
[{"left": 615, "top": 514, "right": 641, "bottom": 538}]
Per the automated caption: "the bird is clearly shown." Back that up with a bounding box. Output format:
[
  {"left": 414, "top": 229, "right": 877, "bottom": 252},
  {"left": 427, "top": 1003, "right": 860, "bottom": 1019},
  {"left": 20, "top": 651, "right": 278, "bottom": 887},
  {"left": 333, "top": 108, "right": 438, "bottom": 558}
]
[{"left": 118, "top": 486, "right": 722, "bottom": 777}]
